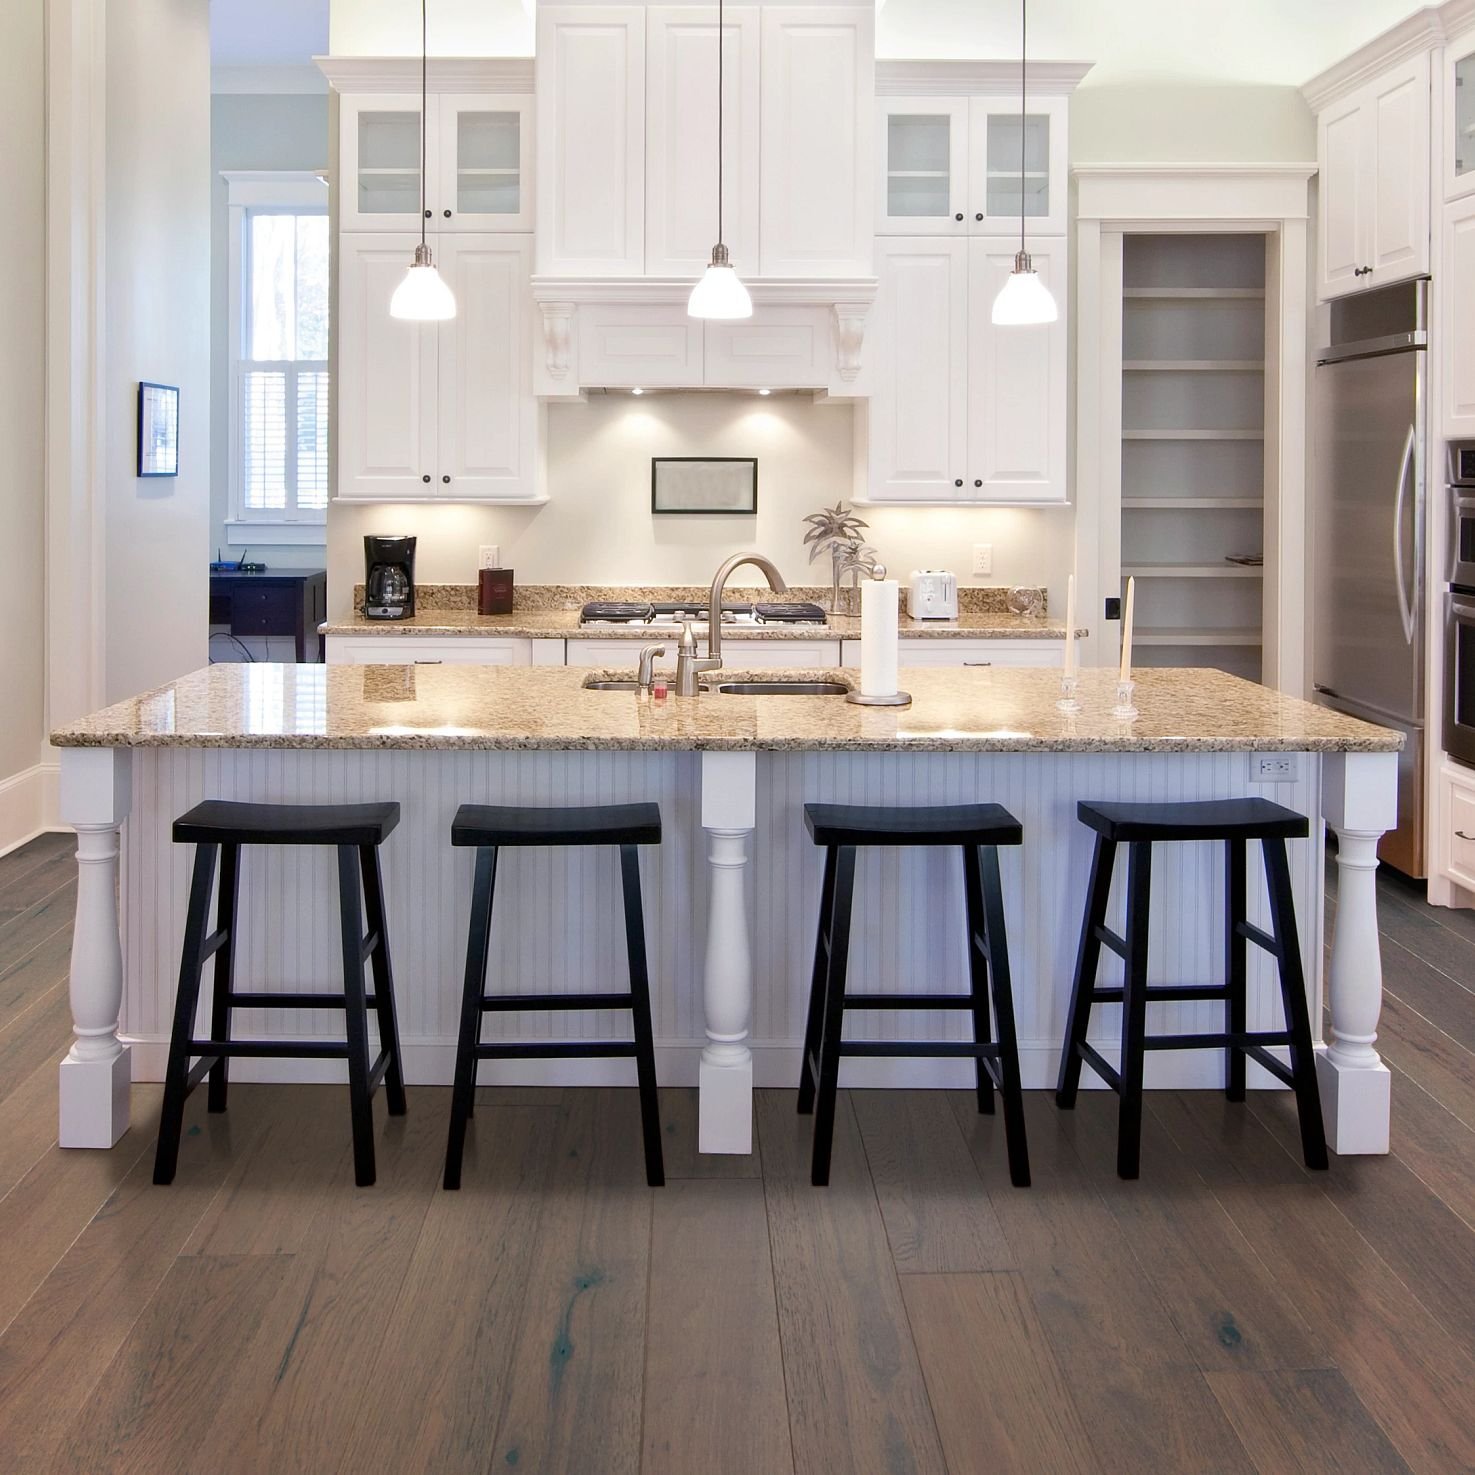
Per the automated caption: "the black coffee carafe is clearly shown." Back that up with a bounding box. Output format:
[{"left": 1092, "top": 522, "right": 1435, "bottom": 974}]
[{"left": 364, "top": 535, "right": 416, "bottom": 620}]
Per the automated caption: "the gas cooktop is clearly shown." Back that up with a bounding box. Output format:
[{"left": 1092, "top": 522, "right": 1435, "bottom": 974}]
[{"left": 579, "top": 600, "right": 828, "bottom": 627}]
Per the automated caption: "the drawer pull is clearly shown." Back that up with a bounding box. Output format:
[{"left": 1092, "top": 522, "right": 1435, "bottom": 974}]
[
  {"left": 413, "top": 659, "right": 443, "bottom": 665},
  {"left": 963, "top": 661, "right": 992, "bottom": 667},
  {"left": 1458, "top": 830, "right": 1475, "bottom": 841}
]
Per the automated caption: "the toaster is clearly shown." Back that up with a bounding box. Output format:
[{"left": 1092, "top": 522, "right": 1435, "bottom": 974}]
[{"left": 907, "top": 570, "right": 959, "bottom": 620}]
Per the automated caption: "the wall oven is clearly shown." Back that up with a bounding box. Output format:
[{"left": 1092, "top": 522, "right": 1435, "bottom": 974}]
[
  {"left": 1448, "top": 591, "right": 1475, "bottom": 767},
  {"left": 1449, "top": 442, "right": 1475, "bottom": 589}
]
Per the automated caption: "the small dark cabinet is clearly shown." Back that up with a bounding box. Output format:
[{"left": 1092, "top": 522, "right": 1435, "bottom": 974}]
[{"left": 209, "top": 569, "right": 327, "bottom": 663}]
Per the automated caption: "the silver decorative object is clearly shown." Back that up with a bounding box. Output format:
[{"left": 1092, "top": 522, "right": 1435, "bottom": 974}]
[{"left": 802, "top": 502, "right": 869, "bottom": 613}]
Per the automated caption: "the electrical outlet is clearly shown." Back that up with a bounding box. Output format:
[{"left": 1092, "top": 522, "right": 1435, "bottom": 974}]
[
  {"left": 972, "top": 544, "right": 993, "bottom": 577},
  {"left": 1251, "top": 754, "right": 1298, "bottom": 783},
  {"left": 478, "top": 545, "right": 501, "bottom": 570}
]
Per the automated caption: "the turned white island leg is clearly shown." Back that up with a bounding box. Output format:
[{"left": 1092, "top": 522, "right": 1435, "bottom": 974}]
[
  {"left": 58, "top": 746, "right": 133, "bottom": 1148},
  {"left": 699, "top": 751, "right": 757, "bottom": 1154},
  {"left": 1318, "top": 750, "right": 1399, "bottom": 1154}
]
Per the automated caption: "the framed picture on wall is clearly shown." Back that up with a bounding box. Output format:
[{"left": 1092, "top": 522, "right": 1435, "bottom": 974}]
[
  {"left": 651, "top": 457, "right": 758, "bottom": 515},
  {"left": 137, "top": 382, "right": 180, "bottom": 478}
]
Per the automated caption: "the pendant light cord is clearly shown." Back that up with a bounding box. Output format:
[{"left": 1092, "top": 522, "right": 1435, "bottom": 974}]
[
  {"left": 420, "top": 0, "right": 428, "bottom": 250},
  {"left": 1019, "top": 0, "right": 1026, "bottom": 256},
  {"left": 717, "top": 0, "right": 725, "bottom": 248}
]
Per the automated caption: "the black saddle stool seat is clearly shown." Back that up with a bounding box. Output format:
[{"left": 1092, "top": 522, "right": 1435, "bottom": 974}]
[
  {"left": 154, "top": 800, "right": 407, "bottom": 1189},
  {"left": 798, "top": 802, "right": 1030, "bottom": 1189},
  {"left": 443, "top": 802, "right": 665, "bottom": 1190},
  {"left": 1055, "top": 796, "right": 1329, "bottom": 1179}
]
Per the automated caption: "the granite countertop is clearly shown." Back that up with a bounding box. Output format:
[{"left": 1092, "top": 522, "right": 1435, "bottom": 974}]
[
  {"left": 50, "top": 663, "right": 1404, "bottom": 755},
  {"left": 320, "top": 608, "right": 1079, "bottom": 641}
]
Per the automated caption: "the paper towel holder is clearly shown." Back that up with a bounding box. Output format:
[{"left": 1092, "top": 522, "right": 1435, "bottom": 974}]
[{"left": 844, "top": 559, "right": 913, "bottom": 708}]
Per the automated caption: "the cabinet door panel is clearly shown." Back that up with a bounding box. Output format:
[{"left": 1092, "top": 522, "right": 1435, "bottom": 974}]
[
  {"left": 337, "top": 235, "right": 438, "bottom": 499},
  {"left": 1446, "top": 31, "right": 1475, "bottom": 201},
  {"left": 967, "top": 238, "right": 1067, "bottom": 503},
  {"left": 969, "top": 97, "right": 1067, "bottom": 236},
  {"left": 1368, "top": 54, "right": 1430, "bottom": 285},
  {"left": 760, "top": 7, "right": 873, "bottom": 276},
  {"left": 340, "top": 94, "right": 431, "bottom": 233},
  {"left": 646, "top": 7, "right": 760, "bottom": 276},
  {"left": 437, "top": 94, "right": 533, "bottom": 232},
  {"left": 1318, "top": 91, "right": 1366, "bottom": 301},
  {"left": 876, "top": 98, "right": 968, "bottom": 236},
  {"left": 535, "top": 7, "right": 646, "bottom": 275},
  {"left": 1445, "top": 197, "right": 1475, "bottom": 436},
  {"left": 437, "top": 236, "right": 540, "bottom": 500},
  {"left": 868, "top": 239, "right": 968, "bottom": 500}
]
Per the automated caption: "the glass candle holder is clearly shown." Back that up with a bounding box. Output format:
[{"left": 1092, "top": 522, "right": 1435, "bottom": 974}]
[
  {"left": 1055, "top": 671, "right": 1081, "bottom": 714},
  {"left": 1112, "top": 677, "right": 1138, "bottom": 720}
]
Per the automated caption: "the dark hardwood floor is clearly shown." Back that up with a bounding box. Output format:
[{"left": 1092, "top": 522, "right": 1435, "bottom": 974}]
[{"left": 0, "top": 832, "right": 1472, "bottom": 1472}]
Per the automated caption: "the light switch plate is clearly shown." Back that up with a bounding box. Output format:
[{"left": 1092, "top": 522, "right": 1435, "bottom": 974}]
[
  {"left": 478, "top": 545, "right": 501, "bottom": 570},
  {"left": 972, "top": 544, "right": 993, "bottom": 577}
]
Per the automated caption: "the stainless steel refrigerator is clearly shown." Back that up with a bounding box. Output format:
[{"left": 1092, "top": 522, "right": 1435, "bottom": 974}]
[{"left": 1312, "top": 280, "right": 1427, "bottom": 876}]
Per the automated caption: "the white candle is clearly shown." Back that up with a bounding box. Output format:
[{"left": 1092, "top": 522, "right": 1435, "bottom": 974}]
[
  {"left": 860, "top": 578, "right": 900, "bottom": 697},
  {"left": 1119, "top": 576, "right": 1135, "bottom": 683},
  {"left": 1063, "top": 573, "right": 1077, "bottom": 676}
]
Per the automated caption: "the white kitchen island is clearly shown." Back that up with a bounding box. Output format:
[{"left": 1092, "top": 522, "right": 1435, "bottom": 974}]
[{"left": 50, "top": 661, "right": 1401, "bottom": 1158}]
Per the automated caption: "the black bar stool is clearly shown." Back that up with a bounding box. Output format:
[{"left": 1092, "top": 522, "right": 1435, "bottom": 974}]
[
  {"left": 1055, "top": 797, "right": 1328, "bottom": 1179},
  {"left": 154, "top": 800, "right": 407, "bottom": 1189},
  {"left": 443, "top": 802, "right": 665, "bottom": 1190},
  {"left": 797, "top": 802, "right": 1030, "bottom": 1189}
]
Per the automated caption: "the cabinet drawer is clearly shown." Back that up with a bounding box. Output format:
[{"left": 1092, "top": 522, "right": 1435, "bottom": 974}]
[
  {"left": 843, "top": 638, "right": 1062, "bottom": 668},
  {"left": 230, "top": 588, "right": 297, "bottom": 638},
  {"left": 1445, "top": 771, "right": 1475, "bottom": 891},
  {"left": 326, "top": 636, "right": 533, "bottom": 666}
]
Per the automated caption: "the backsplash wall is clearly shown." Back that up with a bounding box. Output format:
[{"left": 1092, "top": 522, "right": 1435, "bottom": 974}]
[{"left": 326, "top": 393, "right": 1075, "bottom": 614}]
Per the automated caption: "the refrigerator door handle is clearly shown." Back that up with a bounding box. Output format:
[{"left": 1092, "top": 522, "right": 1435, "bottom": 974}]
[{"left": 1393, "top": 423, "right": 1416, "bottom": 645}]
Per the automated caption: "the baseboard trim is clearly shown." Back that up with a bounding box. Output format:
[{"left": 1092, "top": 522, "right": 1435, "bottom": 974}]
[{"left": 0, "top": 762, "right": 62, "bottom": 858}]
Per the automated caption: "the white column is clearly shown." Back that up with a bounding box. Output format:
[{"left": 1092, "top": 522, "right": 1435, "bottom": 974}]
[
  {"left": 1318, "top": 750, "right": 1399, "bottom": 1154},
  {"left": 699, "top": 750, "right": 757, "bottom": 1154},
  {"left": 58, "top": 746, "right": 133, "bottom": 1148}
]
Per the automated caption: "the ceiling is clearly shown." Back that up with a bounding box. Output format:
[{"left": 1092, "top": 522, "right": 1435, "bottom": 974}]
[{"left": 213, "top": 0, "right": 1429, "bottom": 89}]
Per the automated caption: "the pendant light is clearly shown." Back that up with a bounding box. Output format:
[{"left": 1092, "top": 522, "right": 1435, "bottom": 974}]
[
  {"left": 390, "top": 0, "right": 456, "bottom": 321},
  {"left": 992, "top": 0, "right": 1057, "bottom": 326},
  {"left": 688, "top": 0, "right": 752, "bottom": 320}
]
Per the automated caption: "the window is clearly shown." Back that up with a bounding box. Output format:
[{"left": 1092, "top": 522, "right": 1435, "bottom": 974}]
[{"left": 225, "top": 173, "right": 330, "bottom": 541}]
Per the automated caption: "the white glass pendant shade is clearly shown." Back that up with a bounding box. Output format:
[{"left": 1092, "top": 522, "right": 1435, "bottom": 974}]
[
  {"left": 390, "top": 243, "right": 457, "bottom": 321},
  {"left": 688, "top": 245, "right": 752, "bottom": 321},
  {"left": 991, "top": 251, "right": 1057, "bottom": 326}
]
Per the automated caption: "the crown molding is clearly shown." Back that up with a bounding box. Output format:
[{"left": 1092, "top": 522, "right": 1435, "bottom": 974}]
[
  {"left": 314, "top": 55, "right": 534, "bottom": 94},
  {"left": 875, "top": 58, "right": 1093, "bottom": 98},
  {"left": 1442, "top": 0, "right": 1475, "bottom": 35},
  {"left": 1302, "top": 8, "right": 1445, "bottom": 110}
]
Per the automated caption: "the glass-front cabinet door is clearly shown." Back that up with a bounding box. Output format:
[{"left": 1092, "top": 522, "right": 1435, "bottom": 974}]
[
  {"left": 969, "top": 95, "right": 1067, "bottom": 235},
  {"left": 1448, "top": 34, "right": 1475, "bottom": 201},
  {"left": 438, "top": 94, "right": 533, "bottom": 232},
  {"left": 876, "top": 98, "right": 968, "bottom": 235},
  {"left": 339, "top": 94, "right": 428, "bottom": 232}
]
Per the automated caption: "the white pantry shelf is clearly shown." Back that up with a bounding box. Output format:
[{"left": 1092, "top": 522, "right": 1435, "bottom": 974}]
[
  {"left": 1122, "top": 360, "right": 1264, "bottom": 373},
  {"left": 1122, "top": 287, "right": 1266, "bottom": 300},
  {"left": 1135, "top": 627, "right": 1263, "bottom": 647},
  {"left": 1122, "top": 429, "right": 1264, "bottom": 441},
  {"left": 1122, "top": 496, "right": 1265, "bottom": 510},
  {"left": 1122, "top": 562, "right": 1264, "bottom": 579}
]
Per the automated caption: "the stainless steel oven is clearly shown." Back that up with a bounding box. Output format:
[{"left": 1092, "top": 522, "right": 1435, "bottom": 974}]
[
  {"left": 1447, "top": 590, "right": 1475, "bottom": 767},
  {"left": 1449, "top": 441, "right": 1475, "bottom": 588}
]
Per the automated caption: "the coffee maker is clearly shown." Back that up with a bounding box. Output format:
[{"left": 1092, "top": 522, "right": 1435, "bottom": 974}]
[{"left": 364, "top": 535, "right": 416, "bottom": 620}]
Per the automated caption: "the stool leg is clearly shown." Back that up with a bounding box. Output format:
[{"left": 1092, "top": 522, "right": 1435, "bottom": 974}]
[
  {"left": 797, "top": 846, "right": 838, "bottom": 1115},
  {"left": 155, "top": 843, "right": 219, "bottom": 1185},
  {"left": 1225, "top": 838, "right": 1248, "bottom": 1103},
  {"left": 360, "top": 844, "right": 407, "bottom": 1118},
  {"left": 337, "top": 845, "right": 377, "bottom": 1188},
  {"left": 206, "top": 843, "right": 241, "bottom": 1114},
  {"left": 811, "top": 845, "right": 857, "bottom": 1187},
  {"left": 1117, "top": 842, "right": 1153, "bottom": 1180},
  {"left": 961, "top": 844, "right": 995, "bottom": 1116},
  {"left": 975, "top": 845, "right": 1030, "bottom": 1188},
  {"left": 1056, "top": 836, "right": 1117, "bottom": 1108},
  {"left": 1262, "top": 837, "right": 1329, "bottom": 1172},
  {"left": 444, "top": 845, "right": 497, "bottom": 1190},
  {"left": 620, "top": 845, "right": 665, "bottom": 1188}
]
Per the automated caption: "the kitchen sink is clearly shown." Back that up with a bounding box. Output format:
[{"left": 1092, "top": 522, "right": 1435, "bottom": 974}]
[
  {"left": 582, "top": 679, "right": 641, "bottom": 690},
  {"left": 712, "top": 681, "right": 849, "bottom": 696}
]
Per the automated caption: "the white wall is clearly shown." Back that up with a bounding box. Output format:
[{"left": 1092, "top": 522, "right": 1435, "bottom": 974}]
[
  {"left": 0, "top": 0, "right": 46, "bottom": 787},
  {"left": 1069, "top": 85, "right": 1315, "bottom": 164},
  {"left": 327, "top": 393, "right": 1071, "bottom": 607},
  {"left": 105, "top": 0, "right": 213, "bottom": 702},
  {"left": 211, "top": 93, "right": 331, "bottom": 570}
]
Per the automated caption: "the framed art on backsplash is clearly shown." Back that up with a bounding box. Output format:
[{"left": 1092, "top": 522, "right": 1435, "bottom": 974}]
[
  {"left": 137, "top": 382, "right": 180, "bottom": 478},
  {"left": 651, "top": 457, "right": 757, "bottom": 515}
]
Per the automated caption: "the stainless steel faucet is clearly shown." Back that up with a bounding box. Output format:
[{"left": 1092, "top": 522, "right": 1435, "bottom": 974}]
[
  {"left": 636, "top": 644, "right": 668, "bottom": 695},
  {"left": 674, "top": 552, "right": 789, "bottom": 696}
]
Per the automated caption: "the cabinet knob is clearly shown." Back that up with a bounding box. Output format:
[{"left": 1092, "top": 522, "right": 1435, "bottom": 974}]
[
  {"left": 443, "top": 209, "right": 452, "bottom": 218},
  {"left": 424, "top": 209, "right": 432, "bottom": 219},
  {"left": 954, "top": 478, "right": 964, "bottom": 488},
  {"left": 954, "top": 212, "right": 964, "bottom": 221},
  {"left": 975, "top": 212, "right": 984, "bottom": 222},
  {"left": 442, "top": 475, "right": 451, "bottom": 484},
  {"left": 974, "top": 479, "right": 983, "bottom": 488},
  {"left": 422, "top": 474, "right": 431, "bottom": 483}
]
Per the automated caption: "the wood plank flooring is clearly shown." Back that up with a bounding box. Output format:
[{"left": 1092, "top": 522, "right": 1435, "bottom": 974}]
[{"left": 3, "top": 833, "right": 1475, "bottom": 1471}]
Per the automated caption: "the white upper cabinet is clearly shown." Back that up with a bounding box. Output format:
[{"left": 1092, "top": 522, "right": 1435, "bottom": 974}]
[
  {"left": 1444, "top": 195, "right": 1475, "bottom": 436},
  {"left": 645, "top": 6, "right": 760, "bottom": 277},
  {"left": 968, "top": 95, "right": 1068, "bottom": 236},
  {"left": 1313, "top": 52, "right": 1430, "bottom": 300},
  {"left": 536, "top": 7, "right": 647, "bottom": 276},
  {"left": 759, "top": 6, "right": 874, "bottom": 276},
  {"left": 864, "top": 236, "right": 1066, "bottom": 503},
  {"left": 876, "top": 99, "right": 969, "bottom": 235},
  {"left": 1445, "top": 27, "right": 1475, "bottom": 201},
  {"left": 339, "top": 92, "right": 532, "bottom": 233}
]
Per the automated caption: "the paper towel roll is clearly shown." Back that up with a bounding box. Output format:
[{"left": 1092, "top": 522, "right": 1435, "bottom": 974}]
[{"left": 860, "top": 578, "right": 900, "bottom": 697}]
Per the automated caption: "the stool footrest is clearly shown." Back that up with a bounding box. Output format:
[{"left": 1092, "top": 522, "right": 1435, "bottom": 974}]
[
  {"left": 1087, "top": 984, "right": 1234, "bottom": 1005},
  {"left": 841, "top": 1040, "right": 1002, "bottom": 1060},
  {"left": 1143, "top": 1030, "right": 1292, "bottom": 1052},
  {"left": 479, "top": 992, "right": 634, "bottom": 1013},
  {"left": 839, "top": 993, "right": 976, "bottom": 1010},
  {"left": 227, "top": 991, "right": 379, "bottom": 1009},
  {"left": 185, "top": 1038, "right": 352, "bottom": 1061},
  {"left": 473, "top": 1040, "right": 638, "bottom": 1061}
]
